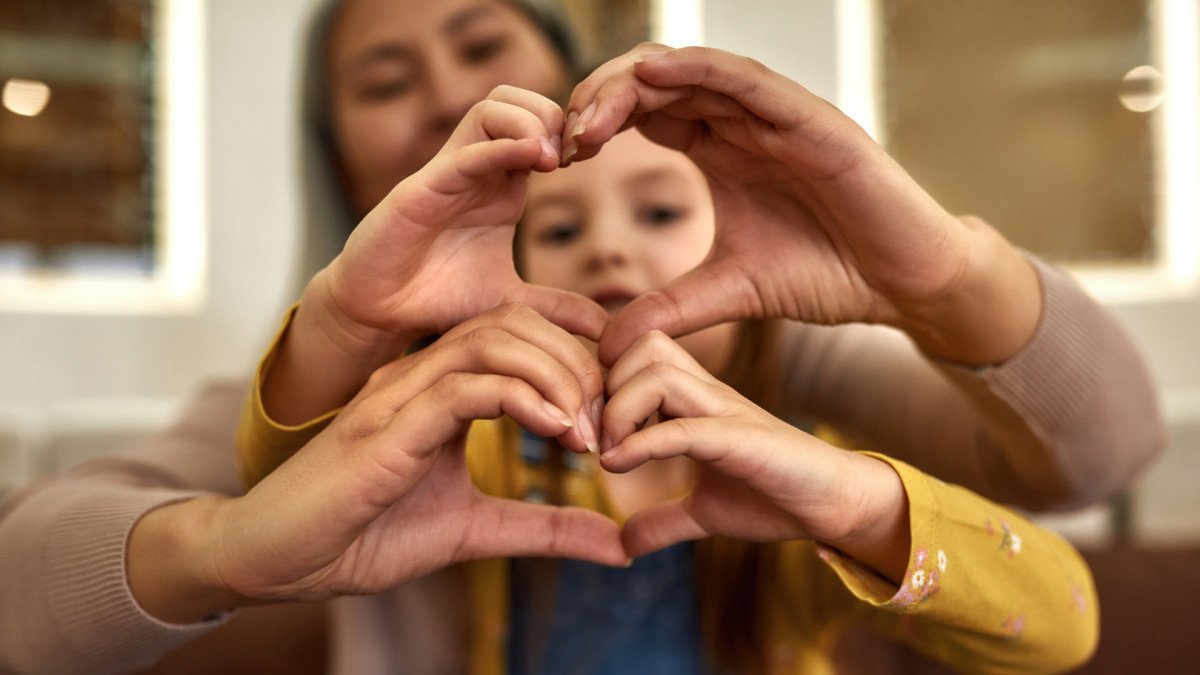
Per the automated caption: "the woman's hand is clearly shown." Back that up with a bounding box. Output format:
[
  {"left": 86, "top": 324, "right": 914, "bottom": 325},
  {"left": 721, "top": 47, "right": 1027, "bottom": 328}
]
[
  {"left": 263, "top": 85, "right": 607, "bottom": 428},
  {"left": 563, "top": 45, "right": 1040, "bottom": 368},
  {"left": 599, "top": 331, "right": 910, "bottom": 583},
  {"left": 129, "top": 305, "right": 619, "bottom": 623},
  {"left": 327, "top": 86, "right": 604, "bottom": 342}
]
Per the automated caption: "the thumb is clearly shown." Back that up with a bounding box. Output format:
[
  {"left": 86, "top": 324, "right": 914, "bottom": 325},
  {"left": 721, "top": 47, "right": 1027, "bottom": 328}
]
[
  {"left": 598, "top": 258, "right": 756, "bottom": 366},
  {"left": 518, "top": 284, "right": 610, "bottom": 342},
  {"left": 463, "top": 496, "right": 629, "bottom": 567},
  {"left": 621, "top": 497, "right": 708, "bottom": 559}
]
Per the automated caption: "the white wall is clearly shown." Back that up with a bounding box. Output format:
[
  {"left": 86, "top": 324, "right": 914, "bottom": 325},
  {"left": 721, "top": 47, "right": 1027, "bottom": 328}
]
[{"left": 0, "top": 0, "right": 317, "bottom": 411}]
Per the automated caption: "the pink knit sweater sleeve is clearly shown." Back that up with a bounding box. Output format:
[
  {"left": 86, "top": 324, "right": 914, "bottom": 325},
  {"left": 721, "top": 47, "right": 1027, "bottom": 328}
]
[
  {"left": 779, "top": 256, "right": 1164, "bottom": 510},
  {"left": 0, "top": 380, "right": 247, "bottom": 674}
]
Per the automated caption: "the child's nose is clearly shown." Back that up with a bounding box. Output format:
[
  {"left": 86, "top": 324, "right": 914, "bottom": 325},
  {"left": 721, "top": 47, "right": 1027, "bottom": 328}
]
[{"left": 584, "top": 232, "right": 632, "bottom": 273}]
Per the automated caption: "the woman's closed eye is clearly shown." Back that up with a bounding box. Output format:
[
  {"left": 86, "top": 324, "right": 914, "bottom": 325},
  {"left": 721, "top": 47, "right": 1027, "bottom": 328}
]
[
  {"left": 359, "top": 78, "right": 414, "bottom": 101},
  {"left": 459, "top": 35, "right": 510, "bottom": 65}
]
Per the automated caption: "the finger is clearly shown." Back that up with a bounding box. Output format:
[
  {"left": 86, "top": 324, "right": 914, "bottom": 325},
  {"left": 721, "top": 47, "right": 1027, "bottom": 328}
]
[
  {"left": 462, "top": 496, "right": 629, "bottom": 567},
  {"left": 601, "top": 416, "right": 746, "bottom": 475},
  {"left": 485, "top": 84, "right": 566, "bottom": 159},
  {"left": 601, "top": 365, "right": 729, "bottom": 455},
  {"left": 604, "top": 330, "right": 716, "bottom": 398},
  {"left": 516, "top": 284, "right": 608, "bottom": 343},
  {"left": 448, "top": 138, "right": 545, "bottom": 185},
  {"left": 621, "top": 497, "right": 707, "bottom": 559},
  {"left": 565, "top": 42, "right": 673, "bottom": 121},
  {"left": 564, "top": 73, "right": 688, "bottom": 165},
  {"left": 364, "top": 323, "right": 595, "bottom": 452},
  {"left": 631, "top": 46, "right": 826, "bottom": 131},
  {"left": 338, "top": 372, "right": 575, "bottom": 509},
  {"left": 368, "top": 372, "right": 574, "bottom": 473},
  {"left": 440, "top": 98, "right": 558, "bottom": 173},
  {"left": 439, "top": 303, "right": 605, "bottom": 452},
  {"left": 561, "top": 44, "right": 686, "bottom": 164},
  {"left": 598, "top": 257, "right": 757, "bottom": 366},
  {"left": 424, "top": 305, "right": 609, "bottom": 451}
]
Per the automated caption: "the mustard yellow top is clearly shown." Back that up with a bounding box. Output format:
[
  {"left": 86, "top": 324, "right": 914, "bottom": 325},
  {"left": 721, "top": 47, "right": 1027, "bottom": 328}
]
[{"left": 236, "top": 310, "right": 1099, "bottom": 674}]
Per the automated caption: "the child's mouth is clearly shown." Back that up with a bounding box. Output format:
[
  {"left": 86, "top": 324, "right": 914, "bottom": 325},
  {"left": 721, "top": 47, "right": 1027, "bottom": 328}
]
[{"left": 590, "top": 289, "right": 637, "bottom": 315}]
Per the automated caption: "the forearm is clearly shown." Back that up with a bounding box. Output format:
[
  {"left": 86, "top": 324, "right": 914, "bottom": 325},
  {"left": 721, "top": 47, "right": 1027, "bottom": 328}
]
[
  {"left": 779, "top": 256, "right": 1164, "bottom": 510},
  {"left": 261, "top": 269, "right": 411, "bottom": 425},
  {"left": 819, "top": 452, "right": 911, "bottom": 585}
]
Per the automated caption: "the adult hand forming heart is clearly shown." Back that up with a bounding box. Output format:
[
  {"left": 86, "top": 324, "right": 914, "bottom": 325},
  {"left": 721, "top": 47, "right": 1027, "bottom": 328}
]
[{"left": 560, "top": 45, "right": 1042, "bottom": 370}]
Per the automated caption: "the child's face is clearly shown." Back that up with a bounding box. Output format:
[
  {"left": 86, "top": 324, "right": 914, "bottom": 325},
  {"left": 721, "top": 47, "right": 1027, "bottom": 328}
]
[{"left": 518, "top": 130, "right": 736, "bottom": 372}]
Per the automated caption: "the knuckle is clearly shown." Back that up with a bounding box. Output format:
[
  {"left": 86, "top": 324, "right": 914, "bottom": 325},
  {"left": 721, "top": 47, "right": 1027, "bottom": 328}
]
[
  {"left": 500, "top": 302, "right": 539, "bottom": 325},
  {"left": 488, "top": 83, "right": 516, "bottom": 99},
  {"left": 647, "top": 360, "right": 677, "bottom": 381},
  {"left": 642, "top": 330, "right": 674, "bottom": 356},
  {"left": 432, "top": 372, "right": 470, "bottom": 400},
  {"left": 458, "top": 325, "right": 506, "bottom": 355},
  {"left": 636, "top": 41, "right": 670, "bottom": 52},
  {"left": 467, "top": 99, "right": 492, "bottom": 117}
]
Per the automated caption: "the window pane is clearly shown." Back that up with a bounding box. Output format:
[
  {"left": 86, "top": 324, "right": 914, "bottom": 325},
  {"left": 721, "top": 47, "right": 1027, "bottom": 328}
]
[
  {"left": 881, "top": 0, "right": 1157, "bottom": 264},
  {"left": 0, "top": 0, "right": 156, "bottom": 272}
]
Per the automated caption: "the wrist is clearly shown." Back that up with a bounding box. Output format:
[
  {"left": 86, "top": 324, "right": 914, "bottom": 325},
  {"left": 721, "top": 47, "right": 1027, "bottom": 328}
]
[
  {"left": 824, "top": 453, "right": 910, "bottom": 585},
  {"left": 897, "top": 215, "right": 1041, "bottom": 366},
  {"left": 305, "top": 266, "right": 416, "bottom": 360},
  {"left": 262, "top": 270, "right": 413, "bottom": 425},
  {"left": 127, "top": 496, "right": 251, "bottom": 624}
]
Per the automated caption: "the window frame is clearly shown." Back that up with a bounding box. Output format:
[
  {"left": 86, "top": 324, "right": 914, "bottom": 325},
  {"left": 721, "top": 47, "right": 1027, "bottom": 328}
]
[{"left": 0, "top": 0, "right": 206, "bottom": 315}]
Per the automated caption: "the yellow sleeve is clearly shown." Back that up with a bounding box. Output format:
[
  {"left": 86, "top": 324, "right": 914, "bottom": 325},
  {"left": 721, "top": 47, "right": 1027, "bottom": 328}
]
[
  {"left": 234, "top": 305, "right": 341, "bottom": 489},
  {"left": 775, "top": 452, "right": 1099, "bottom": 674}
]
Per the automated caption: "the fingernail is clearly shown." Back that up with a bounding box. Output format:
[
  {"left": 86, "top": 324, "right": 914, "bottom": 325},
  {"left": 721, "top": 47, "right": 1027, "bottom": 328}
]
[
  {"left": 599, "top": 448, "right": 618, "bottom": 462},
  {"left": 577, "top": 406, "right": 599, "bottom": 454},
  {"left": 551, "top": 133, "right": 562, "bottom": 156},
  {"left": 590, "top": 396, "right": 604, "bottom": 437},
  {"left": 560, "top": 142, "right": 577, "bottom": 166},
  {"left": 600, "top": 433, "right": 613, "bottom": 455},
  {"left": 563, "top": 110, "right": 579, "bottom": 138},
  {"left": 538, "top": 136, "right": 557, "bottom": 160},
  {"left": 573, "top": 102, "right": 597, "bottom": 138},
  {"left": 543, "top": 400, "right": 574, "bottom": 427},
  {"left": 621, "top": 558, "right": 634, "bottom": 568}
]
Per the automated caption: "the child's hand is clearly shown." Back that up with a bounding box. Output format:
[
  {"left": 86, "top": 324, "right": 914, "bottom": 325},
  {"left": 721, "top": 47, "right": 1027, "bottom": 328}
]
[
  {"left": 564, "top": 46, "right": 1040, "bottom": 368},
  {"left": 600, "top": 331, "right": 910, "bottom": 583},
  {"left": 207, "top": 305, "right": 620, "bottom": 607}
]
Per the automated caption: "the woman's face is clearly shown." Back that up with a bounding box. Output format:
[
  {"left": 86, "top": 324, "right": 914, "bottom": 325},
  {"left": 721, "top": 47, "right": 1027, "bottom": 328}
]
[
  {"left": 518, "top": 129, "right": 737, "bottom": 373},
  {"left": 327, "top": 0, "right": 569, "bottom": 216}
]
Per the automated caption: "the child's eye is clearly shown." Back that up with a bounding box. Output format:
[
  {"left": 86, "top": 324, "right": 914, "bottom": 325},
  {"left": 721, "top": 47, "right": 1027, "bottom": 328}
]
[
  {"left": 537, "top": 222, "right": 581, "bottom": 246},
  {"left": 460, "top": 36, "right": 509, "bottom": 65},
  {"left": 640, "top": 205, "right": 684, "bottom": 227}
]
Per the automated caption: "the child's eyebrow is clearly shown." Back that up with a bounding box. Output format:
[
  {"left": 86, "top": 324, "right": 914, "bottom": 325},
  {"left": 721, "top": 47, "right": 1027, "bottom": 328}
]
[
  {"left": 525, "top": 193, "right": 580, "bottom": 212},
  {"left": 619, "top": 167, "right": 687, "bottom": 191}
]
